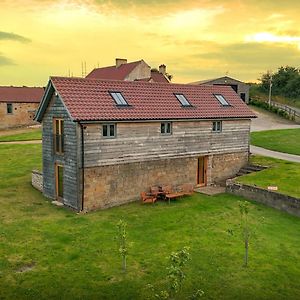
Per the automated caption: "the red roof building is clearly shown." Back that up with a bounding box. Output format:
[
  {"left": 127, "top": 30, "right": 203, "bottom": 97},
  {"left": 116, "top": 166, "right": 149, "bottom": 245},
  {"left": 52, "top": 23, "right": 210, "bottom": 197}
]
[
  {"left": 86, "top": 58, "right": 170, "bottom": 83},
  {"left": 0, "top": 86, "right": 44, "bottom": 129},
  {"left": 0, "top": 86, "right": 44, "bottom": 103},
  {"left": 35, "top": 76, "right": 256, "bottom": 212}
]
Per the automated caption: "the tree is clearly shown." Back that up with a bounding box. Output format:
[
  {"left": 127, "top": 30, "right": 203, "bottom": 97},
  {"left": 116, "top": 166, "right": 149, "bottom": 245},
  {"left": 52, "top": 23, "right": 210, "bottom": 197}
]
[{"left": 116, "top": 219, "right": 128, "bottom": 272}]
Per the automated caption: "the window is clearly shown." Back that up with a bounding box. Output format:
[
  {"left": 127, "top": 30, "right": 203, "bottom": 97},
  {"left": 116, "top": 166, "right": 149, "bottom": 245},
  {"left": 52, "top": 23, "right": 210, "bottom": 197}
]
[
  {"left": 103, "top": 124, "right": 116, "bottom": 138},
  {"left": 174, "top": 94, "right": 192, "bottom": 107},
  {"left": 109, "top": 92, "right": 129, "bottom": 106},
  {"left": 161, "top": 122, "right": 172, "bottom": 135},
  {"left": 214, "top": 94, "right": 230, "bottom": 106},
  {"left": 212, "top": 121, "right": 222, "bottom": 132},
  {"left": 53, "top": 119, "right": 64, "bottom": 154},
  {"left": 7, "top": 103, "right": 13, "bottom": 114}
]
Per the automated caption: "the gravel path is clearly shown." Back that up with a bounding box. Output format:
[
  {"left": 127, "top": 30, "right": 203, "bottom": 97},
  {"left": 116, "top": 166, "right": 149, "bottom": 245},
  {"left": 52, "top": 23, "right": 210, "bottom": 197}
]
[
  {"left": 250, "top": 145, "right": 300, "bottom": 163},
  {"left": 250, "top": 106, "right": 300, "bottom": 132},
  {"left": 0, "top": 140, "right": 41, "bottom": 145}
]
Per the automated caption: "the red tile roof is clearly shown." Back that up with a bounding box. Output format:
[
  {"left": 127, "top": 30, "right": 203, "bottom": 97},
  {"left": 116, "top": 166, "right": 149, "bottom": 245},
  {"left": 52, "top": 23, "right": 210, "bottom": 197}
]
[
  {"left": 150, "top": 70, "right": 169, "bottom": 83},
  {"left": 86, "top": 60, "right": 141, "bottom": 80},
  {"left": 48, "top": 77, "right": 256, "bottom": 121},
  {"left": 0, "top": 86, "right": 44, "bottom": 103}
]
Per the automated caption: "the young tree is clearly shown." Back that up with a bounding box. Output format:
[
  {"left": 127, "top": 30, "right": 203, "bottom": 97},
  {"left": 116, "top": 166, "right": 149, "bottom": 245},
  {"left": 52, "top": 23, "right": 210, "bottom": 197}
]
[
  {"left": 238, "top": 201, "right": 250, "bottom": 267},
  {"left": 116, "top": 219, "right": 128, "bottom": 272}
]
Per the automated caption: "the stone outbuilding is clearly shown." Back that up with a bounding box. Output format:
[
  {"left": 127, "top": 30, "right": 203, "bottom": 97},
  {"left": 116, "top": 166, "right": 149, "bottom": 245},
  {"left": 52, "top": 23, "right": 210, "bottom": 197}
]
[
  {"left": 189, "top": 76, "right": 250, "bottom": 103},
  {"left": 0, "top": 86, "right": 44, "bottom": 129},
  {"left": 35, "top": 76, "right": 256, "bottom": 212}
]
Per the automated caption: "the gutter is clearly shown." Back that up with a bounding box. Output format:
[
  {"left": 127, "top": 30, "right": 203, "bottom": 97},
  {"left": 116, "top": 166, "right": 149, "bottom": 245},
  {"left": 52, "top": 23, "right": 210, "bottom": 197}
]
[{"left": 79, "top": 122, "right": 85, "bottom": 212}]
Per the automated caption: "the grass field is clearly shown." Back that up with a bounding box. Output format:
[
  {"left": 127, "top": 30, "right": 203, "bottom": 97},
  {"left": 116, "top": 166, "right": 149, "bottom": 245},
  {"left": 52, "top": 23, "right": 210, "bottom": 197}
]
[
  {"left": 1, "top": 144, "right": 300, "bottom": 299},
  {"left": 251, "top": 128, "right": 300, "bottom": 156},
  {"left": 0, "top": 129, "right": 41, "bottom": 142},
  {"left": 237, "top": 155, "right": 300, "bottom": 198}
]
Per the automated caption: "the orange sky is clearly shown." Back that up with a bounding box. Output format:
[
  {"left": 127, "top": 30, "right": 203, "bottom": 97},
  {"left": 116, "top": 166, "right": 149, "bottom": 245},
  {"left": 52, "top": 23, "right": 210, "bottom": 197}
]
[{"left": 1, "top": 0, "right": 300, "bottom": 86}]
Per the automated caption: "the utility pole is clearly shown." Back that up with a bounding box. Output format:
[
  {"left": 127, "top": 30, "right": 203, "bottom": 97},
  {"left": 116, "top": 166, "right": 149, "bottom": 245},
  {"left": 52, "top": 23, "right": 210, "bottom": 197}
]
[{"left": 268, "top": 72, "right": 273, "bottom": 107}]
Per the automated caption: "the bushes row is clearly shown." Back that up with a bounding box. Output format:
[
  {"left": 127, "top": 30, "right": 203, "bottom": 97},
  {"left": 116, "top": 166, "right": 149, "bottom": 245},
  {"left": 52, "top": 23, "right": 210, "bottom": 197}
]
[{"left": 250, "top": 99, "right": 291, "bottom": 120}]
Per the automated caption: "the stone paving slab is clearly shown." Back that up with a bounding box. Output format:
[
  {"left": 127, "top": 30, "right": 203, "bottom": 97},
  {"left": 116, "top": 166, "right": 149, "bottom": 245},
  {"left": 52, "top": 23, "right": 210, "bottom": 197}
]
[{"left": 194, "top": 186, "right": 226, "bottom": 195}]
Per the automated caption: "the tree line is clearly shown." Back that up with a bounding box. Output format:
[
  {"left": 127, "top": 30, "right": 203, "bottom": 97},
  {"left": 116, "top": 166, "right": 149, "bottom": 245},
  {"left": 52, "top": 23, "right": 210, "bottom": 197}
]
[{"left": 258, "top": 66, "right": 300, "bottom": 99}]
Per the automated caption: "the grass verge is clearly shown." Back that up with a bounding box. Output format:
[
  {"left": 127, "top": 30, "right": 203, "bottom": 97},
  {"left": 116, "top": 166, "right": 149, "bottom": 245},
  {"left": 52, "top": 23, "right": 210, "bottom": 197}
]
[
  {"left": 237, "top": 155, "right": 300, "bottom": 198},
  {"left": 0, "top": 129, "right": 41, "bottom": 142},
  {"left": 0, "top": 144, "right": 300, "bottom": 299},
  {"left": 251, "top": 128, "right": 300, "bottom": 156}
]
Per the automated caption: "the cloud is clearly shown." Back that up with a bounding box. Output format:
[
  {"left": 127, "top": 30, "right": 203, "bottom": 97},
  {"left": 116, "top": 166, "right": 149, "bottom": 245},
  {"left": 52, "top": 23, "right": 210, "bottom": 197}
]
[
  {"left": 198, "top": 42, "right": 300, "bottom": 66},
  {"left": 0, "top": 54, "right": 15, "bottom": 66},
  {"left": 0, "top": 31, "right": 31, "bottom": 43}
]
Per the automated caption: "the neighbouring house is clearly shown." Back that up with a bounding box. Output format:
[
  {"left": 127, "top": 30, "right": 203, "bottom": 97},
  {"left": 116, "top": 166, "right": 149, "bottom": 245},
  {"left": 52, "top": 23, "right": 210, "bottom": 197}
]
[
  {"left": 34, "top": 76, "right": 256, "bottom": 212},
  {"left": 86, "top": 58, "right": 170, "bottom": 83},
  {"left": 189, "top": 76, "right": 250, "bottom": 103},
  {"left": 0, "top": 86, "right": 44, "bottom": 129}
]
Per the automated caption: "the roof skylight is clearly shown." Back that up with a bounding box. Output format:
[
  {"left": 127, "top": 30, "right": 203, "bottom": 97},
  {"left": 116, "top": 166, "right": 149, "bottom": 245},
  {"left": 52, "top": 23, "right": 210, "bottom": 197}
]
[
  {"left": 110, "top": 92, "right": 129, "bottom": 106},
  {"left": 175, "top": 94, "right": 192, "bottom": 107},
  {"left": 214, "top": 94, "right": 230, "bottom": 106}
]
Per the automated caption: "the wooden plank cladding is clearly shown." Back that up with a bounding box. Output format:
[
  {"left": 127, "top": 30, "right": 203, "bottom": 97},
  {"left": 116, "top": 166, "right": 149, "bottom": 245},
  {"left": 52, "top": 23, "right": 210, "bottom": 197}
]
[{"left": 82, "top": 120, "right": 251, "bottom": 168}]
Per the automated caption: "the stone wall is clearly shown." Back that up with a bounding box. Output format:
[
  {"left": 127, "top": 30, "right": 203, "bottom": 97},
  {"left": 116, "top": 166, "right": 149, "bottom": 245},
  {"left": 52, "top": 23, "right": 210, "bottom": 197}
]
[
  {"left": 83, "top": 151, "right": 247, "bottom": 211},
  {"left": 0, "top": 102, "right": 39, "bottom": 129},
  {"left": 32, "top": 170, "right": 43, "bottom": 192},
  {"left": 211, "top": 152, "right": 249, "bottom": 184},
  {"left": 226, "top": 180, "right": 300, "bottom": 217}
]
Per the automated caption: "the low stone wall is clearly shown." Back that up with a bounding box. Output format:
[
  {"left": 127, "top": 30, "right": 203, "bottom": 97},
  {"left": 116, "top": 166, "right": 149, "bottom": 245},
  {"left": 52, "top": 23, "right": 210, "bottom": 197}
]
[
  {"left": 32, "top": 170, "right": 43, "bottom": 192},
  {"left": 226, "top": 179, "right": 300, "bottom": 217}
]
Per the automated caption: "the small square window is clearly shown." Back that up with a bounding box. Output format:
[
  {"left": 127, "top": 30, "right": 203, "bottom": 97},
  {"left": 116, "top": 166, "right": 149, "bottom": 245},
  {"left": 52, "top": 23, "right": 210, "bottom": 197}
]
[
  {"left": 161, "top": 122, "right": 172, "bottom": 135},
  {"left": 214, "top": 94, "right": 230, "bottom": 106},
  {"left": 103, "top": 123, "right": 116, "bottom": 138},
  {"left": 212, "top": 121, "right": 222, "bottom": 132},
  {"left": 7, "top": 103, "right": 13, "bottom": 114}
]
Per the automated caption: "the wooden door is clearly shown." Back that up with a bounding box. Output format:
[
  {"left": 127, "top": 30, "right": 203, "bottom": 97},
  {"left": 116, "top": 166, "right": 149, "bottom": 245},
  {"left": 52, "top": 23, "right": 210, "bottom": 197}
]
[
  {"left": 55, "top": 164, "right": 64, "bottom": 201},
  {"left": 197, "top": 156, "right": 207, "bottom": 186}
]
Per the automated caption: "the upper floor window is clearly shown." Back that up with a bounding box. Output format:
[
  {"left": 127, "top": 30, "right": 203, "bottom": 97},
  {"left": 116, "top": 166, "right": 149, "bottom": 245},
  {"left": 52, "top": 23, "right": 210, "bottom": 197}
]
[
  {"left": 174, "top": 94, "right": 192, "bottom": 107},
  {"left": 212, "top": 121, "right": 222, "bottom": 132},
  {"left": 54, "top": 118, "right": 64, "bottom": 154},
  {"left": 161, "top": 122, "right": 172, "bottom": 135},
  {"left": 214, "top": 94, "right": 230, "bottom": 106},
  {"left": 103, "top": 123, "right": 116, "bottom": 138},
  {"left": 109, "top": 92, "right": 129, "bottom": 106},
  {"left": 7, "top": 103, "right": 13, "bottom": 114}
]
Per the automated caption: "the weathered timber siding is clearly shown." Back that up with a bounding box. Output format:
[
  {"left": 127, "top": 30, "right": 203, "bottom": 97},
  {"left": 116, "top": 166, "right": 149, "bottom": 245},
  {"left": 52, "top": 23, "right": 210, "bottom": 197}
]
[
  {"left": 42, "top": 94, "right": 79, "bottom": 209},
  {"left": 83, "top": 119, "right": 251, "bottom": 167},
  {"left": 0, "top": 102, "right": 38, "bottom": 129}
]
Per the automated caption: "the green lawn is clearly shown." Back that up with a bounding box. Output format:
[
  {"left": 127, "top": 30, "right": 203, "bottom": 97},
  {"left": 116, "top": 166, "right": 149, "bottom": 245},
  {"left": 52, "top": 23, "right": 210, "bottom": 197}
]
[
  {"left": 237, "top": 155, "right": 300, "bottom": 198},
  {"left": 1, "top": 144, "right": 300, "bottom": 299},
  {"left": 251, "top": 128, "right": 300, "bottom": 156},
  {"left": 0, "top": 129, "right": 41, "bottom": 142}
]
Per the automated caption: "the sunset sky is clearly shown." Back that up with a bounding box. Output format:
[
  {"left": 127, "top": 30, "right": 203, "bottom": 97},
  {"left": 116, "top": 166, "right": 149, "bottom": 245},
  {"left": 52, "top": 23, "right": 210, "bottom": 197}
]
[{"left": 1, "top": 0, "right": 300, "bottom": 86}]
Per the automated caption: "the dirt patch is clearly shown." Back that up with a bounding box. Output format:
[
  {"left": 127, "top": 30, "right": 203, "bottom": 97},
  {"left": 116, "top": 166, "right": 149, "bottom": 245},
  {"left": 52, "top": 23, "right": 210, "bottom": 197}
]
[{"left": 16, "top": 262, "right": 36, "bottom": 273}]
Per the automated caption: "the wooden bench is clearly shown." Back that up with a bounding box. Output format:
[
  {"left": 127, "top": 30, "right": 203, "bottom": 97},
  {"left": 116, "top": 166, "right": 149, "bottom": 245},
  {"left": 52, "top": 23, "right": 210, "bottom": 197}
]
[{"left": 140, "top": 191, "right": 157, "bottom": 204}]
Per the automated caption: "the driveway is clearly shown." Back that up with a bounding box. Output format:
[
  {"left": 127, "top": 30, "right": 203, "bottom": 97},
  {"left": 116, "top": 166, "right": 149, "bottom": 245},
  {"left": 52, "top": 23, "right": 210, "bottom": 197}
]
[
  {"left": 250, "top": 106, "right": 300, "bottom": 132},
  {"left": 250, "top": 145, "right": 300, "bottom": 163}
]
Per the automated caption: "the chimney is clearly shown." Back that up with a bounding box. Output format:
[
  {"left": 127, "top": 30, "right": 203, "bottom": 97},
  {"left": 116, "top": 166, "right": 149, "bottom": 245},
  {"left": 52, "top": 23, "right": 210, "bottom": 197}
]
[
  {"left": 159, "top": 64, "right": 166, "bottom": 75},
  {"left": 116, "top": 58, "right": 127, "bottom": 68}
]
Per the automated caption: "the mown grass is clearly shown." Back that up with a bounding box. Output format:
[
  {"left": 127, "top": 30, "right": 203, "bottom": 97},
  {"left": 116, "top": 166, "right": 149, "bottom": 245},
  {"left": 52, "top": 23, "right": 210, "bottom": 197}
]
[
  {"left": 237, "top": 155, "right": 300, "bottom": 198},
  {"left": 251, "top": 128, "right": 300, "bottom": 156},
  {"left": 0, "top": 144, "right": 300, "bottom": 299},
  {"left": 0, "top": 129, "right": 41, "bottom": 142}
]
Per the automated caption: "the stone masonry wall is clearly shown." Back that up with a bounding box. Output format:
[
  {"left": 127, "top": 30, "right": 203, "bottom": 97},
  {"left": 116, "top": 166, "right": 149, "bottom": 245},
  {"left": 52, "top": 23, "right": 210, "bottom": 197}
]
[
  {"left": 83, "top": 151, "right": 248, "bottom": 211},
  {"left": 0, "top": 102, "right": 38, "bottom": 129},
  {"left": 32, "top": 170, "right": 43, "bottom": 192},
  {"left": 226, "top": 180, "right": 300, "bottom": 217},
  {"left": 211, "top": 151, "right": 249, "bottom": 184}
]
